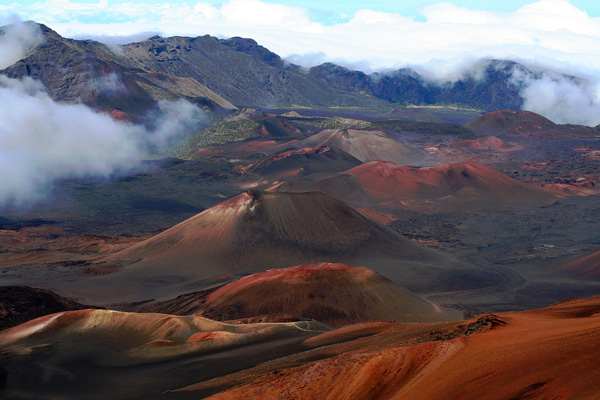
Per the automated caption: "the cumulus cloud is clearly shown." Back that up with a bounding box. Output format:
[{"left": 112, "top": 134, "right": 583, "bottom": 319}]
[
  {"left": 0, "top": 15, "right": 209, "bottom": 207},
  {"left": 78, "top": 32, "right": 161, "bottom": 55}
]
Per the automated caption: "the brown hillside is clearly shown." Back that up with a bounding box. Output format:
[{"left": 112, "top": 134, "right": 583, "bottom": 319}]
[
  {"left": 557, "top": 249, "right": 600, "bottom": 279},
  {"left": 466, "top": 110, "right": 599, "bottom": 139},
  {"left": 206, "top": 296, "right": 600, "bottom": 400},
  {"left": 442, "top": 136, "right": 524, "bottom": 152},
  {"left": 293, "top": 128, "right": 427, "bottom": 165},
  {"left": 199, "top": 263, "right": 460, "bottom": 327},
  {"left": 68, "top": 190, "right": 491, "bottom": 304},
  {"left": 276, "top": 160, "right": 557, "bottom": 211}
]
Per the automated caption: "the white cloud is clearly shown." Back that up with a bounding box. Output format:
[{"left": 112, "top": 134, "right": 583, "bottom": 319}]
[
  {"left": 0, "top": 75, "right": 141, "bottom": 205},
  {"left": 419, "top": 3, "right": 503, "bottom": 26},
  {"left": 220, "top": 0, "right": 310, "bottom": 26},
  {"left": 349, "top": 9, "right": 412, "bottom": 25},
  {"left": 0, "top": 75, "right": 207, "bottom": 206},
  {"left": 512, "top": 68, "right": 600, "bottom": 125},
  {"left": 0, "top": 17, "right": 43, "bottom": 69},
  {"left": 87, "top": 72, "right": 127, "bottom": 94}
]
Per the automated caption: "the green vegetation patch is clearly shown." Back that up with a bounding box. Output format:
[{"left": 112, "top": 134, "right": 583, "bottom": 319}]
[
  {"left": 167, "top": 119, "right": 260, "bottom": 159},
  {"left": 308, "top": 116, "right": 372, "bottom": 130}
]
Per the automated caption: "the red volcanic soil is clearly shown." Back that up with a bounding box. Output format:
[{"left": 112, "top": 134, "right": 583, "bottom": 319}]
[
  {"left": 203, "top": 296, "right": 600, "bottom": 400},
  {"left": 0, "top": 227, "right": 145, "bottom": 268},
  {"left": 557, "top": 249, "right": 600, "bottom": 279},
  {"left": 466, "top": 110, "right": 599, "bottom": 139},
  {"left": 441, "top": 136, "right": 524, "bottom": 152},
  {"left": 99, "top": 108, "right": 132, "bottom": 123},
  {"left": 279, "top": 160, "right": 557, "bottom": 211},
  {"left": 541, "top": 183, "right": 597, "bottom": 197},
  {"left": 193, "top": 139, "right": 295, "bottom": 160},
  {"left": 232, "top": 140, "right": 279, "bottom": 152},
  {"left": 199, "top": 263, "right": 460, "bottom": 327},
  {"left": 4, "top": 297, "right": 600, "bottom": 399},
  {"left": 242, "top": 145, "right": 361, "bottom": 178},
  {"left": 293, "top": 128, "right": 427, "bottom": 165},
  {"left": 466, "top": 110, "right": 555, "bottom": 136},
  {"left": 0, "top": 310, "right": 327, "bottom": 362}
]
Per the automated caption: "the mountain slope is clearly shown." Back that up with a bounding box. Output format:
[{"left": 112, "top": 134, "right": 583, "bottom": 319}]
[
  {"left": 199, "top": 262, "right": 460, "bottom": 327},
  {"left": 2, "top": 23, "right": 591, "bottom": 114},
  {"left": 557, "top": 249, "right": 600, "bottom": 279},
  {"left": 112, "top": 34, "right": 390, "bottom": 109},
  {"left": 441, "top": 136, "right": 524, "bottom": 152},
  {"left": 104, "top": 190, "right": 440, "bottom": 274},
  {"left": 66, "top": 190, "right": 494, "bottom": 304},
  {"left": 207, "top": 296, "right": 600, "bottom": 400},
  {"left": 466, "top": 110, "right": 599, "bottom": 139},
  {"left": 242, "top": 145, "right": 362, "bottom": 178},
  {"left": 291, "top": 128, "right": 427, "bottom": 165},
  {"left": 0, "top": 309, "right": 329, "bottom": 397},
  {"left": 1, "top": 23, "right": 236, "bottom": 119},
  {"left": 275, "top": 160, "right": 557, "bottom": 211}
]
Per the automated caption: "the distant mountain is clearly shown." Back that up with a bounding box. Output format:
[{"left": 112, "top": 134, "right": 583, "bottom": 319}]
[
  {"left": 310, "top": 59, "right": 549, "bottom": 111},
  {"left": 1, "top": 22, "right": 586, "bottom": 117}
]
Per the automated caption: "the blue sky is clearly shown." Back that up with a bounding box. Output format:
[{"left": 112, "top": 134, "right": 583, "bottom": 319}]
[{"left": 7, "top": 0, "right": 600, "bottom": 23}]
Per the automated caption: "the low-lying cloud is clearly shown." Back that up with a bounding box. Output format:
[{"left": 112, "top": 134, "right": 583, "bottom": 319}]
[
  {"left": 0, "top": 75, "right": 205, "bottom": 207},
  {"left": 509, "top": 66, "right": 600, "bottom": 126},
  {"left": 0, "top": 16, "right": 42, "bottom": 69}
]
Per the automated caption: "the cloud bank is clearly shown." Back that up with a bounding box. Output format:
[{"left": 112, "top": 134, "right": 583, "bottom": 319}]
[
  {"left": 0, "top": 75, "right": 206, "bottom": 207},
  {"left": 0, "top": 75, "right": 140, "bottom": 206}
]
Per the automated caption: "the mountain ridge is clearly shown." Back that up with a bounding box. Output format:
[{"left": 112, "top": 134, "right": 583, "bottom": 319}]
[{"left": 1, "top": 21, "right": 587, "bottom": 117}]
